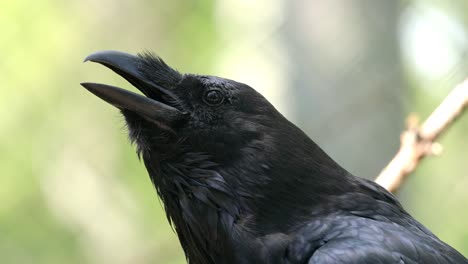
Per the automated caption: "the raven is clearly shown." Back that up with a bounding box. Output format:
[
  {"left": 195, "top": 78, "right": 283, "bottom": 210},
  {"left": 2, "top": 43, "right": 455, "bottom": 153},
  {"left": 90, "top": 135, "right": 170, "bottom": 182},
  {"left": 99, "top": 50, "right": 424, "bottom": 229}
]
[{"left": 82, "top": 50, "right": 467, "bottom": 264}]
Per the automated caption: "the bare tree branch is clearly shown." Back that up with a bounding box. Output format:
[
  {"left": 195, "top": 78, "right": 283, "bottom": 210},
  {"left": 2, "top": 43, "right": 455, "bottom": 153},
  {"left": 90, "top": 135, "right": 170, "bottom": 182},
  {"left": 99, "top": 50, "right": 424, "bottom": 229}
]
[{"left": 375, "top": 79, "right": 468, "bottom": 193}]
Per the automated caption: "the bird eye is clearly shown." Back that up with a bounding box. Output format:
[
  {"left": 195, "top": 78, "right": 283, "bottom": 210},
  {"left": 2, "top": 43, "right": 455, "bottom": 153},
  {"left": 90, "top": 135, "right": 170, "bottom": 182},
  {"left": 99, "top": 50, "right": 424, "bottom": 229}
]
[{"left": 203, "top": 89, "right": 224, "bottom": 106}]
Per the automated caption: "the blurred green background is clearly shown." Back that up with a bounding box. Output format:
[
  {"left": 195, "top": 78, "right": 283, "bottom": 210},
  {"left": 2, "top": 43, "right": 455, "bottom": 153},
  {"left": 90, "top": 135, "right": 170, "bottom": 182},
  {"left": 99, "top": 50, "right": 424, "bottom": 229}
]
[{"left": 1, "top": 0, "right": 467, "bottom": 263}]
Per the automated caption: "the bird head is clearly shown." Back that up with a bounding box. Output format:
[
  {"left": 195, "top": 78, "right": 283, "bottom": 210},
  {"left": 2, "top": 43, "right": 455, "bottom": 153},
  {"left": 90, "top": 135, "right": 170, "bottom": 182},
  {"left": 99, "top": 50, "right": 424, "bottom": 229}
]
[
  {"left": 82, "top": 51, "right": 289, "bottom": 173},
  {"left": 82, "top": 51, "right": 350, "bottom": 232}
]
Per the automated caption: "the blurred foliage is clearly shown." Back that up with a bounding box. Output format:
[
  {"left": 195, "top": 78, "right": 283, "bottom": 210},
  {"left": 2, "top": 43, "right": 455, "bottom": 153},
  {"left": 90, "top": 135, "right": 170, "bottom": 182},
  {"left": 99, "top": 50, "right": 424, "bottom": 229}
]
[{"left": 0, "top": 0, "right": 466, "bottom": 263}]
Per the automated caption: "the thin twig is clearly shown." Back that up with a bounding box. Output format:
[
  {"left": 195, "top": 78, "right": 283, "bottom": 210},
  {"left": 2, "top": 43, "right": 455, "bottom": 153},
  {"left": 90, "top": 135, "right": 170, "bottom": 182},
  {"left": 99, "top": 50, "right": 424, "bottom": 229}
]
[{"left": 375, "top": 79, "right": 468, "bottom": 193}]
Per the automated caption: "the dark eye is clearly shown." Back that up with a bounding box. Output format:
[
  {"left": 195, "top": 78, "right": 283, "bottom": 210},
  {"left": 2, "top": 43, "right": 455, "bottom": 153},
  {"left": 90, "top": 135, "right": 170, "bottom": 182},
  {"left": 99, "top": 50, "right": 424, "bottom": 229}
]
[{"left": 203, "top": 89, "right": 224, "bottom": 106}]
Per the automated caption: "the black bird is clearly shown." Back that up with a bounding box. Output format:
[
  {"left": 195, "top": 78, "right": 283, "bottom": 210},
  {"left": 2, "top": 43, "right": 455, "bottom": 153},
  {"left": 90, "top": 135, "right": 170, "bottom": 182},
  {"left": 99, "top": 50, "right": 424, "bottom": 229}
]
[{"left": 82, "top": 50, "right": 467, "bottom": 264}]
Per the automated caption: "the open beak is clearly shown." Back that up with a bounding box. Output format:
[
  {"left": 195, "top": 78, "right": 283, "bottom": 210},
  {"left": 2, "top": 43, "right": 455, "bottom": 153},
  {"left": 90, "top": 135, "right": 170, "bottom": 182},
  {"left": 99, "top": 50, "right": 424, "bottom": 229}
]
[{"left": 81, "top": 50, "right": 185, "bottom": 127}]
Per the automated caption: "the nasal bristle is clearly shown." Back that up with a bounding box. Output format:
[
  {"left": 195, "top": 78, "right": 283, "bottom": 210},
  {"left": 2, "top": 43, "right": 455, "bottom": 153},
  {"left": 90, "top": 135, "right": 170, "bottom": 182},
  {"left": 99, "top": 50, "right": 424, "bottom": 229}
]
[{"left": 137, "top": 51, "right": 183, "bottom": 88}]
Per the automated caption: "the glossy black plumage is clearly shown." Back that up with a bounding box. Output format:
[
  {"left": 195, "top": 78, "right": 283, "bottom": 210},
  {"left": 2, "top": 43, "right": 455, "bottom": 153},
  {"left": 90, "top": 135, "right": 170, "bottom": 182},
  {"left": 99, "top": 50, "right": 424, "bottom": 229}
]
[{"left": 82, "top": 50, "right": 467, "bottom": 264}]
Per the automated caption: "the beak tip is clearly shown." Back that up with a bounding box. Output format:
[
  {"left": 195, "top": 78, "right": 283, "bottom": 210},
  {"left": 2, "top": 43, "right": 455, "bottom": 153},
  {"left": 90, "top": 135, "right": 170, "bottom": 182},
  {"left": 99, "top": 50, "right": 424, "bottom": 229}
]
[
  {"left": 83, "top": 51, "right": 104, "bottom": 64},
  {"left": 83, "top": 51, "right": 103, "bottom": 63},
  {"left": 80, "top": 82, "right": 90, "bottom": 89},
  {"left": 80, "top": 82, "right": 100, "bottom": 94},
  {"left": 83, "top": 50, "right": 135, "bottom": 64}
]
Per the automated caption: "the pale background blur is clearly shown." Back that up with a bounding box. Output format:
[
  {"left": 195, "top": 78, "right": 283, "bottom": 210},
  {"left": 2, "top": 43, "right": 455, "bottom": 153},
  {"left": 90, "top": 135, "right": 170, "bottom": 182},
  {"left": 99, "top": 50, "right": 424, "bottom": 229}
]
[{"left": 1, "top": 1, "right": 467, "bottom": 263}]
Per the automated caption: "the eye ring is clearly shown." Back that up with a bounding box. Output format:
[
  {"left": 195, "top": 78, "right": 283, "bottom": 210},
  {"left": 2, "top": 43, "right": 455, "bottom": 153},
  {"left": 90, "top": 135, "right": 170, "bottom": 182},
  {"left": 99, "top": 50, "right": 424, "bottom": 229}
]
[{"left": 203, "top": 89, "right": 224, "bottom": 106}]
